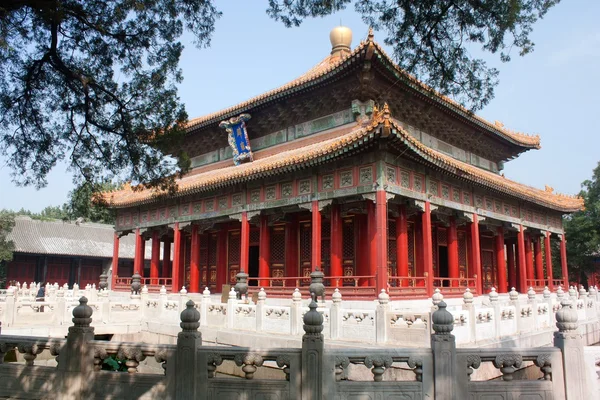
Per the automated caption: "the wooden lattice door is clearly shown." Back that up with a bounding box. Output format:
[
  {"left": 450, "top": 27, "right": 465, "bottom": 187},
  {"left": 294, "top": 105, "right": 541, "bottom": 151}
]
[{"left": 299, "top": 221, "right": 312, "bottom": 282}]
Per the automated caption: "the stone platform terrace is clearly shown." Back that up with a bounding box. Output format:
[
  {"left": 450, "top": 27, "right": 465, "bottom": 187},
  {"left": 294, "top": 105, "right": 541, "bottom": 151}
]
[{"left": 0, "top": 287, "right": 599, "bottom": 399}]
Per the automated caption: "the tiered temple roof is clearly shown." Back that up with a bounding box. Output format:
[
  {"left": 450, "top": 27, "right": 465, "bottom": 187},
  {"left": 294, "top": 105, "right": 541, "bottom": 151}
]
[{"left": 105, "top": 30, "right": 582, "bottom": 214}]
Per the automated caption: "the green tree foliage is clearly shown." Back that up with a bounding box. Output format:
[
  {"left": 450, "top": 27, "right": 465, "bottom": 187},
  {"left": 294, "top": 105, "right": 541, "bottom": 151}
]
[
  {"left": 64, "top": 181, "right": 118, "bottom": 224},
  {"left": 562, "top": 162, "right": 600, "bottom": 283},
  {"left": 267, "top": 0, "right": 559, "bottom": 110},
  {"left": 1, "top": 1, "right": 559, "bottom": 189},
  {"left": 0, "top": 210, "right": 16, "bottom": 288}
]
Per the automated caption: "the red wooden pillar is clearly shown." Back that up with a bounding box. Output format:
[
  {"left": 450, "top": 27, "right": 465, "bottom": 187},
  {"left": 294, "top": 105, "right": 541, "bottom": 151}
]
[
  {"left": 470, "top": 214, "right": 482, "bottom": 295},
  {"left": 240, "top": 211, "right": 250, "bottom": 274},
  {"left": 311, "top": 201, "right": 322, "bottom": 271},
  {"left": 162, "top": 240, "right": 171, "bottom": 278},
  {"left": 422, "top": 202, "right": 434, "bottom": 296},
  {"left": 517, "top": 225, "right": 527, "bottom": 293},
  {"left": 560, "top": 234, "right": 568, "bottom": 286},
  {"left": 111, "top": 232, "right": 120, "bottom": 289},
  {"left": 534, "top": 236, "right": 543, "bottom": 285},
  {"left": 285, "top": 217, "right": 298, "bottom": 284},
  {"left": 366, "top": 200, "right": 377, "bottom": 287},
  {"left": 525, "top": 234, "right": 534, "bottom": 287},
  {"left": 216, "top": 229, "right": 228, "bottom": 290},
  {"left": 134, "top": 228, "right": 145, "bottom": 277},
  {"left": 545, "top": 232, "right": 554, "bottom": 290},
  {"left": 375, "top": 191, "right": 389, "bottom": 292},
  {"left": 172, "top": 223, "right": 182, "bottom": 291},
  {"left": 259, "top": 215, "right": 270, "bottom": 287},
  {"left": 447, "top": 217, "right": 459, "bottom": 287},
  {"left": 189, "top": 224, "right": 200, "bottom": 293},
  {"left": 150, "top": 230, "right": 160, "bottom": 284},
  {"left": 396, "top": 204, "right": 409, "bottom": 286},
  {"left": 507, "top": 240, "right": 516, "bottom": 290},
  {"left": 495, "top": 227, "right": 507, "bottom": 293},
  {"left": 330, "top": 203, "right": 343, "bottom": 281}
]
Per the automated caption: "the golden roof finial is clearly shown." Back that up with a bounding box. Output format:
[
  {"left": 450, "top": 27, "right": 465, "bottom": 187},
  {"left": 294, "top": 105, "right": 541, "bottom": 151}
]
[
  {"left": 330, "top": 26, "right": 352, "bottom": 58},
  {"left": 368, "top": 27, "right": 374, "bottom": 42},
  {"left": 545, "top": 185, "right": 554, "bottom": 194}
]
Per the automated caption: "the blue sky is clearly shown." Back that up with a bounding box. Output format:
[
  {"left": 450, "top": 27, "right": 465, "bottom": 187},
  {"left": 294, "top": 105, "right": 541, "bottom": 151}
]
[{"left": 1, "top": 1, "right": 599, "bottom": 212}]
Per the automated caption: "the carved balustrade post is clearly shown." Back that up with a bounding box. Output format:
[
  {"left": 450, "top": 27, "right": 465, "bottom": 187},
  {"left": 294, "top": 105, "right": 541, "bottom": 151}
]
[
  {"left": 330, "top": 288, "right": 342, "bottom": 340},
  {"left": 488, "top": 287, "right": 502, "bottom": 339},
  {"left": 431, "top": 300, "right": 457, "bottom": 400},
  {"left": 56, "top": 297, "right": 95, "bottom": 400},
  {"left": 140, "top": 284, "right": 149, "bottom": 319},
  {"left": 226, "top": 287, "right": 237, "bottom": 329},
  {"left": 175, "top": 300, "right": 205, "bottom": 398},
  {"left": 178, "top": 286, "right": 188, "bottom": 314},
  {"left": 553, "top": 299, "right": 589, "bottom": 399},
  {"left": 462, "top": 288, "right": 476, "bottom": 343},
  {"left": 375, "top": 289, "right": 389, "bottom": 344},
  {"left": 302, "top": 299, "right": 325, "bottom": 399},
  {"left": 55, "top": 288, "right": 66, "bottom": 325},
  {"left": 290, "top": 288, "right": 302, "bottom": 336},
  {"left": 256, "top": 288, "right": 266, "bottom": 332},
  {"left": 200, "top": 287, "right": 210, "bottom": 327},
  {"left": 2, "top": 287, "right": 16, "bottom": 327}
]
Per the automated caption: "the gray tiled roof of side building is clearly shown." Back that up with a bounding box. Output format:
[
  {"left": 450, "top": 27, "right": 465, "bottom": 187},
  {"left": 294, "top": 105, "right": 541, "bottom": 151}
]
[{"left": 7, "top": 216, "right": 158, "bottom": 259}]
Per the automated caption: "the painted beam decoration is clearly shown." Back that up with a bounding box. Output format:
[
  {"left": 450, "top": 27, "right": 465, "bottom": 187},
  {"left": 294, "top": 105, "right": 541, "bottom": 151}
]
[{"left": 219, "top": 113, "right": 253, "bottom": 165}]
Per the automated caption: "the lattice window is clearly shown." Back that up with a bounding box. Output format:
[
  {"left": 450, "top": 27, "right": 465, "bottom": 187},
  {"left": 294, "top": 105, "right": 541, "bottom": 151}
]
[
  {"left": 209, "top": 234, "right": 218, "bottom": 266},
  {"left": 388, "top": 219, "right": 396, "bottom": 239},
  {"left": 228, "top": 231, "right": 240, "bottom": 264},
  {"left": 458, "top": 231, "right": 467, "bottom": 269},
  {"left": 250, "top": 229, "right": 260, "bottom": 245},
  {"left": 481, "top": 237, "right": 494, "bottom": 251},
  {"left": 481, "top": 250, "right": 495, "bottom": 290},
  {"left": 438, "top": 228, "right": 448, "bottom": 246},
  {"left": 342, "top": 218, "right": 355, "bottom": 259},
  {"left": 271, "top": 227, "right": 286, "bottom": 263},
  {"left": 300, "top": 223, "right": 312, "bottom": 261}
]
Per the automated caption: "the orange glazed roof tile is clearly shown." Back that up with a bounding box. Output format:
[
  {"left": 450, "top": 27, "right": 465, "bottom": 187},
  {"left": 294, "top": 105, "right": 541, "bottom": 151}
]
[
  {"left": 185, "top": 32, "right": 540, "bottom": 150},
  {"left": 106, "top": 109, "right": 581, "bottom": 213}
]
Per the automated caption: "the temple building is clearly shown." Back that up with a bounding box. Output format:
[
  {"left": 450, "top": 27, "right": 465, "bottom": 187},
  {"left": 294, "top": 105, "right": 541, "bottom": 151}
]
[
  {"left": 4, "top": 216, "right": 158, "bottom": 288},
  {"left": 105, "top": 27, "right": 583, "bottom": 298}
]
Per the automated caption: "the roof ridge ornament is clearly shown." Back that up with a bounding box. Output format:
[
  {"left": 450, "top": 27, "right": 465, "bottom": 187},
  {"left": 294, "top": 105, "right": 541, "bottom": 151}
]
[{"left": 219, "top": 113, "right": 253, "bottom": 166}]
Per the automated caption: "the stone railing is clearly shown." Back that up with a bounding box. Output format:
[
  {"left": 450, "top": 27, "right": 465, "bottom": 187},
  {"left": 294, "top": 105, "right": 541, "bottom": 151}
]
[
  {"left": 3, "top": 283, "right": 600, "bottom": 349},
  {"left": 1, "top": 296, "right": 596, "bottom": 399}
]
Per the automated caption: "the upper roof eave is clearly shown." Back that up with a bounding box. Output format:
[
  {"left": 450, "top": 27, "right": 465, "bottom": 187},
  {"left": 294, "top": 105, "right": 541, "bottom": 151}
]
[
  {"left": 184, "top": 35, "right": 540, "bottom": 152},
  {"left": 106, "top": 109, "right": 581, "bottom": 213}
]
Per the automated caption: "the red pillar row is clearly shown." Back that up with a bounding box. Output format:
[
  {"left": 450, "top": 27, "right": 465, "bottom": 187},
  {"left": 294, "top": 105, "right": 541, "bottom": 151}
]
[
  {"left": 259, "top": 214, "right": 270, "bottom": 287},
  {"left": 134, "top": 228, "right": 145, "bottom": 277},
  {"left": 150, "top": 230, "right": 160, "bottom": 281},
  {"left": 525, "top": 234, "right": 534, "bottom": 288},
  {"left": 470, "top": 214, "right": 482, "bottom": 295},
  {"left": 285, "top": 217, "right": 298, "bottom": 284},
  {"left": 534, "top": 236, "right": 543, "bottom": 285},
  {"left": 545, "top": 232, "right": 554, "bottom": 290},
  {"left": 330, "top": 203, "right": 343, "bottom": 280},
  {"left": 517, "top": 226, "right": 527, "bottom": 293},
  {"left": 189, "top": 224, "right": 200, "bottom": 293},
  {"left": 375, "top": 191, "right": 389, "bottom": 292},
  {"left": 367, "top": 200, "right": 377, "bottom": 286},
  {"left": 162, "top": 240, "right": 171, "bottom": 278},
  {"left": 396, "top": 204, "right": 409, "bottom": 286},
  {"left": 311, "top": 200, "right": 322, "bottom": 271},
  {"left": 422, "top": 202, "right": 434, "bottom": 296},
  {"left": 112, "top": 233, "right": 120, "bottom": 288},
  {"left": 560, "top": 234, "right": 568, "bottom": 286},
  {"left": 172, "top": 223, "right": 182, "bottom": 291},
  {"left": 507, "top": 240, "right": 516, "bottom": 290},
  {"left": 495, "top": 227, "right": 507, "bottom": 293},
  {"left": 447, "top": 217, "right": 459, "bottom": 287},
  {"left": 240, "top": 211, "right": 250, "bottom": 274}
]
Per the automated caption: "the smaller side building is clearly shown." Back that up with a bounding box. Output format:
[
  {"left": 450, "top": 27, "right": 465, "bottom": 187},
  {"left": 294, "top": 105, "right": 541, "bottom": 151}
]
[{"left": 5, "top": 216, "right": 155, "bottom": 288}]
